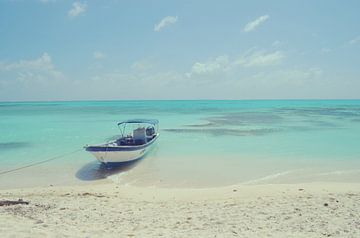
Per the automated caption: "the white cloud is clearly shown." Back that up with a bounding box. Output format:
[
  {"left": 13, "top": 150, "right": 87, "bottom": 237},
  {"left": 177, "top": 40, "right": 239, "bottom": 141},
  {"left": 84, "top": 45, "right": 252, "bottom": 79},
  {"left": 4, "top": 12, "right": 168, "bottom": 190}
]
[
  {"left": 251, "top": 68, "right": 323, "bottom": 88},
  {"left": 0, "top": 53, "right": 64, "bottom": 82},
  {"left": 235, "top": 50, "right": 284, "bottom": 67},
  {"left": 321, "top": 48, "right": 332, "bottom": 53},
  {"left": 131, "top": 60, "right": 153, "bottom": 71},
  {"left": 88, "top": 71, "right": 184, "bottom": 99},
  {"left": 348, "top": 36, "right": 360, "bottom": 45},
  {"left": 243, "top": 15, "right": 270, "bottom": 32},
  {"left": 272, "top": 40, "right": 281, "bottom": 47},
  {"left": 1, "top": 53, "right": 55, "bottom": 72},
  {"left": 154, "top": 16, "right": 178, "bottom": 32},
  {"left": 93, "top": 51, "right": 105, "bottom": 60},
  {"left": 68, "top": 2, "right": 87, "bottom": 18},
  {"left": 0, "top": 53, "right": 68, "bottom": 101},
  {"left": 39, "top": 0, "right": 56, "bottom": 3},
  {"left": 267, "top": 68, "right": 322, "bottom": 81},
  {"left": 190, "top": 50, "right": 284, "bottom": 76},
  {"left": 191, "top": 56, "right": 230, "bottom": 75}
]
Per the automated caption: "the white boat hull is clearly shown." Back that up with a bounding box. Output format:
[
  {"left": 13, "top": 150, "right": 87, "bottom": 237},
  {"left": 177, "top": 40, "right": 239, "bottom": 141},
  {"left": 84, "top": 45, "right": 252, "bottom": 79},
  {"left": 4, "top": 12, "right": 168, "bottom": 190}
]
[
  {"left": 89, "top": 147, "right": 149, "bottom": 163},
  {"left": 86, "top": 134, "right": 158, "bottom": 164}
]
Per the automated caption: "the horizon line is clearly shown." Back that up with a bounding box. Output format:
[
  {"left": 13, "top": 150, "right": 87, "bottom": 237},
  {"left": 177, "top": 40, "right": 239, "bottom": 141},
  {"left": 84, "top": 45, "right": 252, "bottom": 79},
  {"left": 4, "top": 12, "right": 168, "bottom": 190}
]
[{"left": 1, "top": 98, "right": 360, "bottom": 103}]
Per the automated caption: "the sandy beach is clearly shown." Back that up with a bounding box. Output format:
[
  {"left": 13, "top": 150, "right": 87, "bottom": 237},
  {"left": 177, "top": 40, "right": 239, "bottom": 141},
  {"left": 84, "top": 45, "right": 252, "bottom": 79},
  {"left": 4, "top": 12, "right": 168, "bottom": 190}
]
[{"left": 1, "top": 182, "right": 359, "bottom": 237}]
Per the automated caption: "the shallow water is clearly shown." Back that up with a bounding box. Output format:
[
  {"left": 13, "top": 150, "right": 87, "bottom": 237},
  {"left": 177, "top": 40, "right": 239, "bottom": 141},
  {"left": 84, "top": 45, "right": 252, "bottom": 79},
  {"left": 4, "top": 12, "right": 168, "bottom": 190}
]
[{"left": 0, "top": 100, "right": 360, "bottom": 188}]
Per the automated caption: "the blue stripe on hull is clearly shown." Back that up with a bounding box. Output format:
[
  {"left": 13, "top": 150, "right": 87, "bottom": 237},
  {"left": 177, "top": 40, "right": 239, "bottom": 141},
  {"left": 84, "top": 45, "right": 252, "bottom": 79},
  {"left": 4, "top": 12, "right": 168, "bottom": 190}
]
[{"left": 86, "top": 135, "right": 158, "bottom": 152}]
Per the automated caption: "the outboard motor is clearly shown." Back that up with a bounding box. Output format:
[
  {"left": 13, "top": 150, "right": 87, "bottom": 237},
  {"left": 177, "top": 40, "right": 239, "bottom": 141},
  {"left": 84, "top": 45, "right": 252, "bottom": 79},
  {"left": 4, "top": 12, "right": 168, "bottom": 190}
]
[{"left": 146, "top": 126, "right": 155, "bottom": 137}]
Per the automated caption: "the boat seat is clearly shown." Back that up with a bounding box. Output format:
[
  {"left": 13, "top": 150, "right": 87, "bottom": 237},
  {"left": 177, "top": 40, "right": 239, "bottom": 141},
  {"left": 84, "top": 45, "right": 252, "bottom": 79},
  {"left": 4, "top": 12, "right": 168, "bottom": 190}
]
[
  {"left": 117, "top": 140, "right": 126, "bottom": 146},
  {"left": 116, "top": 135, "right": 135, "bottom": 146},
  {"left": 133, "top": 127, "right": 146, "bottom": 145}
]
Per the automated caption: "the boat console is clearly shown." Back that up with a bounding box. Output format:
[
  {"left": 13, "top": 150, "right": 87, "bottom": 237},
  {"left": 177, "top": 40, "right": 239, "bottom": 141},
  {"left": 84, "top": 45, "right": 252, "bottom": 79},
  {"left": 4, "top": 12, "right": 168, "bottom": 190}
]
[{"left": 116, "top": 126, "right": 156, "bottom": 146}]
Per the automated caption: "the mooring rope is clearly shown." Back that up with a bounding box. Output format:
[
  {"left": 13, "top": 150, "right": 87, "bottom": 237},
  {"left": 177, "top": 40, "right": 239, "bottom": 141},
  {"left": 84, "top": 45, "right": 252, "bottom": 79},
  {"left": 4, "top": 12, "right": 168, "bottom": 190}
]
[{"left": 0, "top": 148, "right": 83, "bottom": 176}]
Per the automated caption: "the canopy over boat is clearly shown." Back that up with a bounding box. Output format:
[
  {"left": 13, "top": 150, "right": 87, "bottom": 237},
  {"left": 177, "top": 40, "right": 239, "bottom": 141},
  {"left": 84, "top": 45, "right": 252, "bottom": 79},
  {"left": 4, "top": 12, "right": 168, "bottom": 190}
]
[
  {"left": 117, "top": 119, "right": 159, "bottom": 141},
  {"left": 117, "top": 119, "right": 159, "bottom": 126}
]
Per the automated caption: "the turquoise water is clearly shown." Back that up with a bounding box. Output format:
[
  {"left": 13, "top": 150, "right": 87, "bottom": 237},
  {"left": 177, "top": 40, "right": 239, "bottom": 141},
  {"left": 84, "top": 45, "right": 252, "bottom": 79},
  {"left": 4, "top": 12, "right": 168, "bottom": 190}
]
[{"left": 1, "top": 100, "right": 360, "bottom": 188}]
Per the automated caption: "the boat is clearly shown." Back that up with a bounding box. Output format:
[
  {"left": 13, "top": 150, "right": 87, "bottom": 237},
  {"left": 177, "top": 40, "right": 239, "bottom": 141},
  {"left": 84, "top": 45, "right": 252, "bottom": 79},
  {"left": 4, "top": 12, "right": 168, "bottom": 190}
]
[{"left": 85, "top": 119, "right": 159, "bottom": 164}]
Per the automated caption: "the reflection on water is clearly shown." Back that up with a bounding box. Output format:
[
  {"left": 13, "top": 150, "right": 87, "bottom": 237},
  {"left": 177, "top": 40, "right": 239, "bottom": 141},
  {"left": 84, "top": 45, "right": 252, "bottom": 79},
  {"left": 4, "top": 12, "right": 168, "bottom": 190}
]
[{"left": 76, "top": 159, "right": 142, "bottom": 181}]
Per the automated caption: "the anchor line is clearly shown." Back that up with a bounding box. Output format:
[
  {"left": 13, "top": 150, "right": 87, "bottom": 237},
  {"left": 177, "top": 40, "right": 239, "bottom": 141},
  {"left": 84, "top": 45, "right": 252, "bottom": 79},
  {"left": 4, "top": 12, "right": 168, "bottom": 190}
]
[{"left": 0, "top": 148, "right": 83, "bottom": 176}]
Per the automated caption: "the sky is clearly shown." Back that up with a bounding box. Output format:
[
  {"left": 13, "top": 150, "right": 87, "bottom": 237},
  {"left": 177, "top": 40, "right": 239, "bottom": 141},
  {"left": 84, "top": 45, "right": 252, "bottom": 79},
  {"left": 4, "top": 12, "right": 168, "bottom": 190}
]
[{"left": 0, "top": 0, "right": 360, "bottom": 101}]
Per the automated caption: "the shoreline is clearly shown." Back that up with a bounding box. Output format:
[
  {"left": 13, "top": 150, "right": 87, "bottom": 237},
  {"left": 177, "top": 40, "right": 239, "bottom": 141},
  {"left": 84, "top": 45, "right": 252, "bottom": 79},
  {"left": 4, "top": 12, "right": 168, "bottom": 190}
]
[
  {"left": 1, "top": 182, "right": 360, "bottom": 237},
  {"left": 2, "top": 166, "right": 360, "bottom": 190},
  {"left": 1, "top": 181, "right": 360, "bottom": 200},
  {"left": 2, "top": 153, "right": 360, "bottom": 190}
]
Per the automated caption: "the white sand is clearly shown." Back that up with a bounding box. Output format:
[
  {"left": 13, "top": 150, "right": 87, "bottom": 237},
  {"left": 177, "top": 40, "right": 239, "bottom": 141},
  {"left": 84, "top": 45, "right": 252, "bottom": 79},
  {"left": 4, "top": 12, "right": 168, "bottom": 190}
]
[{"left": 1, "top": 183, "right": 360, "bottom": 237}]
